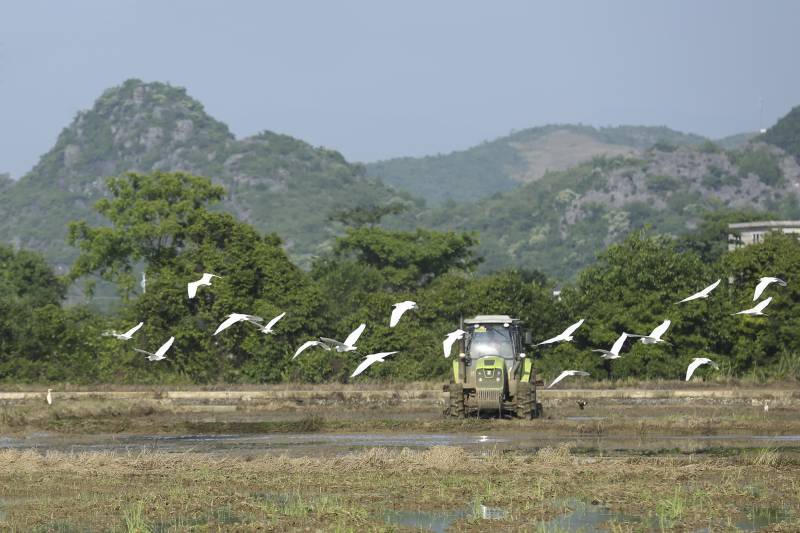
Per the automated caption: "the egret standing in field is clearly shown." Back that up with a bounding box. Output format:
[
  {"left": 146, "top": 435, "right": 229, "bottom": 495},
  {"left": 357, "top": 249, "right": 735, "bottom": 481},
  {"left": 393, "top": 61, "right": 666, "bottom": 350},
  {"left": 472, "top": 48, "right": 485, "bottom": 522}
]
[
  {"left": 351, "top": 351, "right": 398, "bottom": 378},
  {"left": 536, "top": 319, "right": 585, "bottom": 346},
  {"left": 442, "top": 329, "right": 466, "bottom": 358},
  {"left": 629, "top": 319, "right": 671, "bottom": 345},
  {"left": 292, "top": 340, "right": 331, "bottom": 360},
  {"left": 592, "top": 332, "right": 630, "bottom": 359},
  {"left": 389, "top": 301, "right": 417, "bottom": 327},
  {"left": 685, "top": 357, "right": 718, "bottom": 381},
  {"left": 187, "top": 273, "right": 220, "bottom": 299},
  {"left": 677, "top": 279, "right": 721, "bottom": 303},
  {"left": 135, "top": 336, "right": 175, "bottom": 362},
  {"left": 46, "top": 388, "right": 52, "bottom": 405},
  {"left": 753, "top": 277, "right": 787, "bottom": 301},
  {"left": 102, "top": 321, "right": 144, "bottom": 341},
  {"left": 547, "top": 370, "right": 590, "bottom": 389},
  {"left": 733, "top": 297, "right": 772, "bottom": 316},
  {"left": 321, "top": 323, "right": 366, "bottom": 352},
  {"left": 213, "top": 313, "right": 263, "bottom": 335}
]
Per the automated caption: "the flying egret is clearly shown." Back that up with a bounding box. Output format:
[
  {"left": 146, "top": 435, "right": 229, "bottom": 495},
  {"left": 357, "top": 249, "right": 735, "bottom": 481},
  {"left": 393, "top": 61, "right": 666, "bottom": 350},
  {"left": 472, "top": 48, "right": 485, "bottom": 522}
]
[
  {"left": 187, "top": 273, "right": 220, "bottom": 299},
  {"left": 351, "top": 351, "right": 398, "bottom": 378},
  {"left": 320, "top": 323, "right": 366, "bottom": 352},
  {"left": 46, "top": 389, "right": 52, "bottom": 405},
  {"left": 102, "top": 321, "right": 144, "bottom": 341},
  {"left": 753, "top": 277, "right": 787, "bottom": 301},
  {"left": 591, "top": 332, "right": 630, "bottom": 359},
  {"left": 389, "top": 301, "right": 417, "bottom": 327},
  {"left": 442, "top": 329, "right": 466, "bottom": 358},
  {"left": 547, "top": 370, "right": 590, "bottom": 389},
  {"left": 628, "top": 319, "right": 671, "bottom": 345},
  {"left": 255, "top": 312, "right": 286, "bottom": 334},
  {"left": 537, "top": 318, "right": 585, "bottom": 346},
  {"left": 140, "top": 271, "right": 146, "bottom": 294},
  {"left": 677, "top": 279, "right": 721, "bottom": 303},
  {"left": 213, "top": 313, "right": 263, "bottom": 335},
  {"left": 135, "top": 336, "right": 175, "bottom": 361},
  {"left": 293, "top": 340, "right": 332, "bottom": 360},
  {"left": 685, "top": 357, "right": 718, "bottom": 381},
  {"left": 733, "top": 297, "right": 772, "bottom": 316}
]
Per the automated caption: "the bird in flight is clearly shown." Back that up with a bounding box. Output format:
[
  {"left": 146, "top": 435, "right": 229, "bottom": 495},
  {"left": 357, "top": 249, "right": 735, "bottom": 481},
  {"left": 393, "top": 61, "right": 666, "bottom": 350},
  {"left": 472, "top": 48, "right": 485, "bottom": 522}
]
[
  {"left": 213, "top": 314, "right": 264, "bottom": 335},
  {"left": 677, "top": 279, "right": 721, "bottom": 303},
  {"left": 389, "top": 301, "right": 417, "bottom": 327},
  {"left": 292, "top": 340, "right": 332, "bottom": 360},
  {"left": 256, "top": 312, "right": 286, "bottom": 334},
  {"left": 592, "top": 332, "right": 630, "bottom": 359},
  {"left": 547, "top": 370, "right": 590, "bottom": 389},
  {"left": 442, "top": 329, "right": 466, "bottom": 358},
  {"left": 752, "top": 277, "right": 786, "bottom": 301},
  {"left": 629, "top": 319, "right": 671, "bottom": 345},
  {"left": 351, "top": 351, "right": 398, "bottom": 378},
  {"left": 135, "top": 336, "right": 175, "bottom": 362},
  {"left": 537, "top": 318, "right": 584, "bottom": 346},
  {"left": 685, "top": 357, "right": 718, "bottom": 381},
  {"left": 320, "top": 323, "right": 366, "bottom": 352},
  {"left": 188, "top": 273, "right": 220, "bottom": 299},
  {"left": 733, "top": 297, "right": 772, "bottom": 316},
  {"left": 102, "top": 321, "right": 144, "bottom": 341}
]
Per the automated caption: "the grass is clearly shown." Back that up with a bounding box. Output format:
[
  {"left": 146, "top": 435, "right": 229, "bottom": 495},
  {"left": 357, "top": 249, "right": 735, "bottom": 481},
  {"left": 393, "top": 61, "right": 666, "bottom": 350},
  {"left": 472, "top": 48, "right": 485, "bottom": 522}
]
[{"left": 0, "top": 446, "right": 797, "bottom": 531}]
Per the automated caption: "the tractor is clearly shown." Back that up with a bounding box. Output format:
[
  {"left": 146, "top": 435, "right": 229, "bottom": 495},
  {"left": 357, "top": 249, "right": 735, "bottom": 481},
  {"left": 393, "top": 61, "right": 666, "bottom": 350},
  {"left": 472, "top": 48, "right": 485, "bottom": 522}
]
[{"left": 444, "top": 315, "right": 543, "bottom": 419}]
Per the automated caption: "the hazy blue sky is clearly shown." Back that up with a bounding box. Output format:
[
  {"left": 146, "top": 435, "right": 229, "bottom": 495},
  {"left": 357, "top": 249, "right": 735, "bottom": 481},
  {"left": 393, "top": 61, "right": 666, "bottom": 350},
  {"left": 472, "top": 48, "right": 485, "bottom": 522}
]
[{"left": 2, "top": 0, "right": 798, "bottom": 178}]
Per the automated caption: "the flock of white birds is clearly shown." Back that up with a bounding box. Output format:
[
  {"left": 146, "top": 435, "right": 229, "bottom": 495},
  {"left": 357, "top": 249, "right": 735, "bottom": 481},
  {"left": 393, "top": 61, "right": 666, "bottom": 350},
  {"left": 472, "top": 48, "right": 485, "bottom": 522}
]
[
  {"left": 98, "top": 273, "right": 787, "bottom": 391},
  {"left": 536, "top": 276, "right": 788, "bottom": 388}
]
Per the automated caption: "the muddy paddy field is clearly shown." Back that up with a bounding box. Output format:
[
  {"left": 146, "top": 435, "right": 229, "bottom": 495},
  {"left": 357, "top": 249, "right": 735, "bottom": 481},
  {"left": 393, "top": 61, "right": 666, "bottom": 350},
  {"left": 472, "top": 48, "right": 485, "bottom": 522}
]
[{"left": 1, "top": 384, "right": 799, "bottom": 531}]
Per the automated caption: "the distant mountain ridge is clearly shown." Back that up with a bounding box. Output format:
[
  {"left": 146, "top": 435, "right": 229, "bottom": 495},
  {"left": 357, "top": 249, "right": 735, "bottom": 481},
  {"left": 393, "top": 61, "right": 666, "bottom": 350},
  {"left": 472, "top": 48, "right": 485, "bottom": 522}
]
[
  {"left": 366, "top": 124, "right": 709, "bottom": 205},
  {"left": 0, "top": 79, "right": 402, "bottom": 270}
]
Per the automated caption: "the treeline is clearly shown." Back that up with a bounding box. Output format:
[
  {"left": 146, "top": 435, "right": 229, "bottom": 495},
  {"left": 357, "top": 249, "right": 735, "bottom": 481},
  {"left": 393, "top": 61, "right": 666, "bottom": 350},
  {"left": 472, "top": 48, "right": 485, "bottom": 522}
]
[{"left": 2, "top": 171, "right": 799, "bottom": 384}]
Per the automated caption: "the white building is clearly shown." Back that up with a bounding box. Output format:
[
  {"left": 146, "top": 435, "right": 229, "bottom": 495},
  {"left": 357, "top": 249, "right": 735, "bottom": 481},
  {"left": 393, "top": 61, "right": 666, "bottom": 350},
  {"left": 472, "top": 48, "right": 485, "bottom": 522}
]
[{"left": 728, "top": 220, "right": 800, "bottom": 250}]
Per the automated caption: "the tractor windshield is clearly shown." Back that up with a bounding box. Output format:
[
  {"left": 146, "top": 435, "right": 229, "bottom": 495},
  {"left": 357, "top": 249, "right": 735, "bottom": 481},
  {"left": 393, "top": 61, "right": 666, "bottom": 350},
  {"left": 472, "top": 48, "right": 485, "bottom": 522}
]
[{"left": 467, "top": 325, "right": 514, "bottom": 360}]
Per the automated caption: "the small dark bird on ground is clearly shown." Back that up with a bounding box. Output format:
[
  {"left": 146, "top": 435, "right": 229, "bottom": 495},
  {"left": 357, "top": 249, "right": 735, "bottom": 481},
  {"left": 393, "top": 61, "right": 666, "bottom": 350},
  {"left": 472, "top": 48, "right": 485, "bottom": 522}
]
[{"left": 577, "top": 399, "right": 588, "bottom": 410}]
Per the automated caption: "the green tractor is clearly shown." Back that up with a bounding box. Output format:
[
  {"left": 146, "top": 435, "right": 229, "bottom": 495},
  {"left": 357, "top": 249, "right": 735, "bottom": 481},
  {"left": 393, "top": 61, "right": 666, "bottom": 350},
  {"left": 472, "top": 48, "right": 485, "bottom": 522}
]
[{"left": 444, "top": 315, "right": 543, "bottom": 419}]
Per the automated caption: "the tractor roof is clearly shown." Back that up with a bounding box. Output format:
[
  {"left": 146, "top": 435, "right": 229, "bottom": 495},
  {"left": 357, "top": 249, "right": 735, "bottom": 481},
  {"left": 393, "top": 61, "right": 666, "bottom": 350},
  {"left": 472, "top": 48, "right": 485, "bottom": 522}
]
[{"left": 463, "top": 315, "right": 522, "bottom": 325}]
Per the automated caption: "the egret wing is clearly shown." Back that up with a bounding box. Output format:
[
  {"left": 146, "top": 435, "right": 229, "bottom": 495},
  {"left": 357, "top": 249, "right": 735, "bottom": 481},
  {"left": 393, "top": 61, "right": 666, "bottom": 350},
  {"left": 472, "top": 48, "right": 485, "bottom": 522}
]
[
  {"left": 343, "top": 323, "right": 366, "bottom": 347},
  {"left": 155, "top": 336, "right": 175, "bottom": 357}
]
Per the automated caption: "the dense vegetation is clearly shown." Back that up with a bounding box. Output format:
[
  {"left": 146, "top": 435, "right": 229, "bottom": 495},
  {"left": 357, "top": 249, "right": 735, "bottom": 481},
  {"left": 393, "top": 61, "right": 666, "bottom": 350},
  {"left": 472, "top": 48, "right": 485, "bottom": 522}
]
[
  {"left": 761, "top": 104, "right": 800, "bottom": 159},
  {"left": 3, "top": 171, "right": 799, "bottom": 385}
]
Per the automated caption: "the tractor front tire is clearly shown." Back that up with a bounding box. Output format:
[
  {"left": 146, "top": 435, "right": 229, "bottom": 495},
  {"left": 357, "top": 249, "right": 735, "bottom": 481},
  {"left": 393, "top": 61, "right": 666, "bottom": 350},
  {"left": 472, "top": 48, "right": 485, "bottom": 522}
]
[
  {"left": 515, "top": 382, "right": 539, "bottom": 419},
  {"left": 447, "top": 383, "right": 466, "bottom": 418}
]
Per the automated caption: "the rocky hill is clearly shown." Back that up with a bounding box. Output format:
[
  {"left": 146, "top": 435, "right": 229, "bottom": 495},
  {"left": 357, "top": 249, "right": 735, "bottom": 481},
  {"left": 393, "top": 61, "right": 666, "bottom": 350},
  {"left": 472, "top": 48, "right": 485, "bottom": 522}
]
[
  {"left": 412, "top": 140, "right": 800, "bottom": 278},
  {"left": 0, "top": 79, "right": 403, "bottom": 270},
  {"left": 366, "top": 124, "right": 708, "bottom": 205}
]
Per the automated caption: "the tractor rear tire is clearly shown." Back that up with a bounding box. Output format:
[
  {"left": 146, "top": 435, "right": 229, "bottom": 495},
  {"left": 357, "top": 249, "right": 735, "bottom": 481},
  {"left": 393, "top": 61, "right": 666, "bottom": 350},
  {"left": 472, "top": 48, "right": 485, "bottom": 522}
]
[
  {"left": 515, "top": 382, "right": 538, "bottom": 419},
  {"left": 447, "top": 383, "right": 466, "bottom": 418}
]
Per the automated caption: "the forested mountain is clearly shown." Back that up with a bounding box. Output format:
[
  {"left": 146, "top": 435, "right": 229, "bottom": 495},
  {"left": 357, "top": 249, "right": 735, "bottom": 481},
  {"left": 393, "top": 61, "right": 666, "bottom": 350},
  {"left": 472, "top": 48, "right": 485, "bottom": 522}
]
[
  {"left": 0, "top": 79, "right": 404, "bottom": 270},
  {"left": 366, "top": 124, "right": 708, "bottom": 205},
  {"left": 761, "top": 105, "right": 800, "bottom": 159},
  {"left": 412, "top": 140, "right": 800, "bottom": 278}
]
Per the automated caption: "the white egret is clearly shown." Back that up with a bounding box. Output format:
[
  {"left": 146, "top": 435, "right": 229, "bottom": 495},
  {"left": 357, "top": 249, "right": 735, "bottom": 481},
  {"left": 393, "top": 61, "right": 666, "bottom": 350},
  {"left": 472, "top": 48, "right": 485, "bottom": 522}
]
[
  {"left": 140, "top": 271, "right": 146, "bottom": 294},
  {"left": 629, "top": 319, "right": 671, "bottom": 345},
  {"left": 733, "top": 297, "right": 772, "bottom": 316},
  {"left": 389, "top": 301, "right": 417, "bottom": 327},
  {"left": 188, "top": 273, "right": 220, "bottom": 299},
  {"left": 213, "top": 313, "right": 263, "bottom": 335},
  {"left": 753, "top": 277, "right": 787, "bottom": 301},
  {"left": 536, "top": 318, "right": 585, "bottom": 346},
  {"left": 102, "top": 321, "right": 144, "bottom": 341},
  {"left": 547, "top": 370, "right": 590, "bottom": 389},
  {"left": 685, "top": 357, "right": 718, "bottom": 381},
  {"left": 677, "top": 279, "right": 721, "bottom": 303},
  {"left": 46, "top": 389, "right": 52, "bottom": 405},
  {"left": 292, "top": 340, "right": 331, "bottom": 360},
  {"left": 351, "top": 351, "right": 398, "bottom": 378},
  {"left": 592, "top": 332, "right": 630, "bottom": 359},
  {"left": 320, "top": 323, "right": 366, "bottom": 352},
  {"left": 442, "top": 329, "right": 466, "bottom": 358},
  {"left": 135, "top": 336, "right": 175, "bottom": 361},
  {"left": 255, "top": 312, "right": 286, "bottom": 334}
]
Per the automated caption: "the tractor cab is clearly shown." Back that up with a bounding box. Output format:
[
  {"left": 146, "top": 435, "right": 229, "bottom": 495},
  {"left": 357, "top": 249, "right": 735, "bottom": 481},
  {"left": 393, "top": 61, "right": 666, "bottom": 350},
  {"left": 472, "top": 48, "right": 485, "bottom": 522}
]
[{"left": 445, "top": 315, "right": 542, "bottom": 419}]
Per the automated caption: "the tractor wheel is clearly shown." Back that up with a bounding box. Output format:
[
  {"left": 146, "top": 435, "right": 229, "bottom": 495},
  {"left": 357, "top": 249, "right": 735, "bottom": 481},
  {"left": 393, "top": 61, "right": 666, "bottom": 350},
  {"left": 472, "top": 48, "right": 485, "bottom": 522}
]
[
  {"left": 447, "top": 383, "right": 466, "bottom": 418},
  {"left": 515, "top": 382, "right": 536, "bottom": 419}
]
